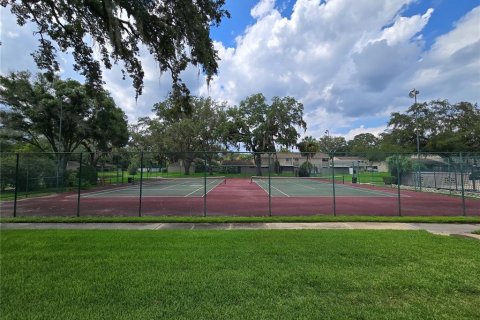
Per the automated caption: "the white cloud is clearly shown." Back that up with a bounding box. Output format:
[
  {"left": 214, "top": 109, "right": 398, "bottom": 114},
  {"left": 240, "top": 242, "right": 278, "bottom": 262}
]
[
  {"left": 198, "top": 1, "right": 479, "bottom": 140},
  {"left": 1, "top": 1, "right": 479, "bottom": 142},
  {"left": 251, "top": 0, "right": 276, "bottom": 19},
  {"left": 342, "top": 125, "right": 387, "bottom": 141},
  {"left": 428, "top": 7, "right": 480, "bottom": 60},
  {"left": 379, "top": 8, "right": 434, "bottom": 46}
]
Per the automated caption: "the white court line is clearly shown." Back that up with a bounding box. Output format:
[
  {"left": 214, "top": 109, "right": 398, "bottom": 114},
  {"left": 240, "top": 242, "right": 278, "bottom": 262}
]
[
  {"left": 336, "top": 184, "right": 402, "bottom": 197},
  {"left": 80, "top": 179, "right": 206, "bottom": 198},
  {"left": 255, "top": 180, "right": 290, "bottom": 197},
  {"left": 185, "top": 179, "right": 224, "bottom": 197},
  {"left": 80, "top": 182, "right": 178, "bottom": 198},
  {"left": 273, "top": 178, "right": 401, "bottom": 198}
]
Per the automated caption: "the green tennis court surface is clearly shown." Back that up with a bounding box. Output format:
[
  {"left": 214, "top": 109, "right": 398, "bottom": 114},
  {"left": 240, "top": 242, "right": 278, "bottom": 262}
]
[
  {"left": 81, "top": 177, "right": 226, "bottom": 198},
  {"left": 251, "top": 176, "right": 398, "bottom": 197}
]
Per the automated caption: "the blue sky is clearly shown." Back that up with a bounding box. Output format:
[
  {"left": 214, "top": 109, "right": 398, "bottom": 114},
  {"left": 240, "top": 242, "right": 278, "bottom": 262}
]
[{"left": 1, "top": 0, "right": 479, "bottom": 141}]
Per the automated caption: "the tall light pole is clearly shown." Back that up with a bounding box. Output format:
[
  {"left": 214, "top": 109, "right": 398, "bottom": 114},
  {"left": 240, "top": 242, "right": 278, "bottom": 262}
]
[
  {"left": 409, "top": 88, "right": 421, "bottom": 190},
  {"left": 56, "top": 96, "right": 70, "bottom": 189},
  {"left": 59, "top": 96, "right": 70, "bottom": 153},
  {"left": 409, "top": 89, "right": 420, "bottom": 155}
]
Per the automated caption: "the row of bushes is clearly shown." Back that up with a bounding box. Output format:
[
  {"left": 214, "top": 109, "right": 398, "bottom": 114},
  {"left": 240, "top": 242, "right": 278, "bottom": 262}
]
[{"left": 0, "top": 154, "right": 98, "bottom": 192}]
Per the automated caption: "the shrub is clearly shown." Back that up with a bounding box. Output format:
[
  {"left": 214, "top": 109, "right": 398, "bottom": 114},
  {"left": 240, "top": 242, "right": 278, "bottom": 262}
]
[
  {"left": 382, "top": 176, "right": 397, "bottom": 185},
  {"left": 194, "top": 159, "right": 205, "bottom": 173},
  {"left": 127, "top": 165, "right": 138, "bottom": 176},
  {"left": 298, "top": 162, "right": 314, "bottom": 177},
  {"left": 78, "top": 164, "right": 98, "bottom": 185}
]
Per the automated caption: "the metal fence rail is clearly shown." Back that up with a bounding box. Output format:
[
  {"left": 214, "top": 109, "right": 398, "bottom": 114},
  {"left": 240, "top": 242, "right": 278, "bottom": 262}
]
[{"left": 1, "top": 151, "right": 479, "bottom": 217}]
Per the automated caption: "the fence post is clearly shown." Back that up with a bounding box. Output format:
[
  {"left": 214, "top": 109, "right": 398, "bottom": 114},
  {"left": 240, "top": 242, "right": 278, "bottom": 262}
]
[
  {"left": 396, "top": 154, "right": 402, "bottom": 216},
  {"left": 139, "top": 152, "right": 144, "bottom": 217},
  {"left": 448, "top": 156, "right": 452, "bottom": 195},
  {"left": 25, "top": 155, "right": 29, "bottom": 198},
  {"left": 204, "top": 154, "right": 207, "bottom": 217},
  {"left": 460, "top": 152, "right": 466, "bottom": 216},
  {"left": 331, "top": 154, "right": 336, "bottom": 216},
  {"left": 13, "top": 153, "right": 19, "bottom": 218},
  {"left": 268, "top": 153, "right": 272, "bottom": 217},
  {"left": 76, "top": 153, "right": 82, "bottom": 217}
]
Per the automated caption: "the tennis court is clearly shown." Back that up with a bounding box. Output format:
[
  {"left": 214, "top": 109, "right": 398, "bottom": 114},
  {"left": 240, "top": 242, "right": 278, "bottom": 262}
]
[
  {"left": 2, "top": 176, "right": 479, "bottom": 217},
  {"left": 80, "top": 176, "right": 226, "bottom": 198},
  {"left": 251, "top": 176, "right": 398, "bottom": 197}
]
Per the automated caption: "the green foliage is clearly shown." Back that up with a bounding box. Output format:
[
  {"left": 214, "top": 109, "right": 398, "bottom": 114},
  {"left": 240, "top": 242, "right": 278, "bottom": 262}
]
[
  {"left": 346, "top": 133, "right": 387, "bottom": 161},
  {"left": 0, "top": 72, "right": 128, "bottom": 159},
  {"left": 225, "top": 93, "right": 306, "bottom": 175},
  {"left": 0, "top": 154, "right": 57, "bottom": 192},
  {"left": 78, "top": 164, "right": 97, "bottom": 186},
  {"left": 297, "top": 136, "right": 320, "bottom": 159},
  {"left": 134, "top": 95, "right": 228, "bottom": 175},
  {"left": 127, "top": 165, "right": 138, "bottom": 176},
  {"left": 2, "top": 1, "right": 229, "bottom": 99},
  {"left": 382, "top": 176, "right": 397, "bottom": 185},
  {"left": 386, "top": 156, "right": 412, "bottom": 183},
  {"left": 298, "top": 161, "right": 314, "bottom": 177},
  {"left": 318, "top": 135, "right": 348, "bottom": 154},
  {"left": 194, "top": 159, "right": 206, "bottom": 173},
  {"left": 384, "top": 100, "right": 480, "bottom": 152}
]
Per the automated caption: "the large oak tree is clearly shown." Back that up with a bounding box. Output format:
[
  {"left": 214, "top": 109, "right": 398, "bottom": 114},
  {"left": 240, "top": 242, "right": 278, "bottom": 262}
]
[
  {"left": 385, "top": 100, "right": 480, "bottom": 153},
  {"left": 0, "top": 71, "right": 129, "bottom": 164},
  {"left": 225, "top": 93, "right": 306, "bottom": 175},
  {"left": 1, "top": 0, "right": 229, "bottom": 98}
]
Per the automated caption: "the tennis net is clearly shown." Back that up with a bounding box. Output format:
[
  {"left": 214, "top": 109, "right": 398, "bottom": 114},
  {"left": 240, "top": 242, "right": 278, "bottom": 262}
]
[
  {"left": 139, "top": 176, "right": 227, "bottom": 186},
  {"left": 250, "top": 176, "right": 345, "bottom": 184}
]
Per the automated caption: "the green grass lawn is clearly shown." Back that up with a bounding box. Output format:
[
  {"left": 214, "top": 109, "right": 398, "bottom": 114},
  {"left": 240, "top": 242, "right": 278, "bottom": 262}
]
[
  {"left": 1, "top": 230, "right": 479, "bottom": 319},
  {"left": 2, "top": 215, "right": 480, "bottom": 224}
]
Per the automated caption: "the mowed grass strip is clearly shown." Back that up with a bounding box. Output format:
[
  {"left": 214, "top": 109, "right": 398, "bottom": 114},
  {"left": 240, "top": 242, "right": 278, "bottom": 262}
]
[
  {"left": 2, "top": 215, "right": 480, "bottom": 224},
  {"left": 1, "top": 230, "right": 479, "bottom": 320}
]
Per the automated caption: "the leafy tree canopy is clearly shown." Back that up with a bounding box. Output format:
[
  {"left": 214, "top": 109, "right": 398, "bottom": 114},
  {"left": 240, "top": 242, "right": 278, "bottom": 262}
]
[
  {"left": 317, "top": 135, "right": 348, "bottom": 155},
  {"left": 130, "top": 94, "right": 227, "bottom": 174},
  {"left": 384, "top": 100, "right": 480, "bottom": 153},
  {"left": 297, "top": 136, "right": 320, "bottom": 158},
  {"left": 225, "top": 93, "right": 306, "bottom": 174},
  {"left": 0, "top": 71, "right": 128, "bottom": 155},
  {"left": 1, "top": 0, "right": 229, "bottom": 99}
]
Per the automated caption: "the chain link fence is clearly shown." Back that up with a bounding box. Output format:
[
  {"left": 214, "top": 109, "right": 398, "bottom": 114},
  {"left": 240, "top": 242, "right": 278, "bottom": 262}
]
[{"left": 1, "top": 151, "right": 479, "bottom": 217}]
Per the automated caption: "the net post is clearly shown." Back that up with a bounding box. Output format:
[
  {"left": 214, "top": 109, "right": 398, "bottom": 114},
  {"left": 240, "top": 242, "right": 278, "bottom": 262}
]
[
  {"left": 396, "top": 153, "right": 402, "bottom": 216},
  {"left": 13, "top": 153, "right": 19, "bottom": 217},
  {"left": 139, "top": 152, "right": 144, "bottom": 217},
  {"left": 460, "top": 152, "right": 466, "bottom": 216},
  {"left": 203, "top": 153, "right": 207, "bottom": 217},
  {"left": 76, "top": 152, "right": 82, "bottom": 217},
  {"left": 268, "top": 153, "right": 272, "bottom": 217},
  {"left": 331, "top": 153, "right": 336, "bottom": 216}
]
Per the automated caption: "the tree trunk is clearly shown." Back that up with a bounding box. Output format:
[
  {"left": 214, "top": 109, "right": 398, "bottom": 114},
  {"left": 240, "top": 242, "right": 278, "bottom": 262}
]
[
  {"left": 254, "top": 153, "right": 262, "bottom": 176},
  {"left": 183, "top": 158, "right": 192, "bottom": 175}
]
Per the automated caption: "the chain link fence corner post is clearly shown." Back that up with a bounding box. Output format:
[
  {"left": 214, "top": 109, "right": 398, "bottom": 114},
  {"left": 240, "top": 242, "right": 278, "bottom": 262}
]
[
  {"left": 139, "top": 152, "right": 144, "bottom": 217},
  {"left": 13, "top": 153, "right": 20, "bottom": 218},
  {"left": 396, "top": 153, "right": 402, "bottom": 216},
  {"left": 76, "top": 153, "right": 82, "bottom": 217}
]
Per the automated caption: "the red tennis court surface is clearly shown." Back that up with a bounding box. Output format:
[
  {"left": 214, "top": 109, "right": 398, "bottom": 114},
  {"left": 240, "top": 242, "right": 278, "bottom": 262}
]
[{"left": 1, "top": 178, "right": 479, "bottom": 217}]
